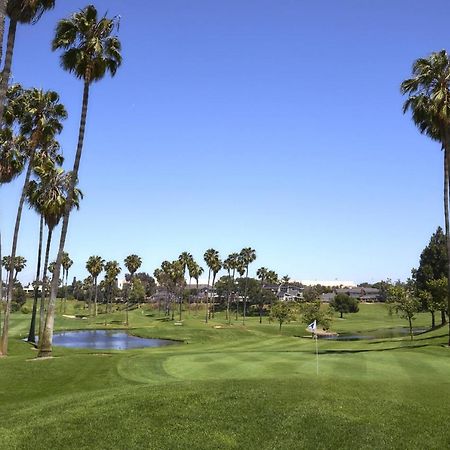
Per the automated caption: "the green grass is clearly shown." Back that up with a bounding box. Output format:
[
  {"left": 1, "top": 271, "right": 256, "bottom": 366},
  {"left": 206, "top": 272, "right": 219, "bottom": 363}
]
[{"left": 1, "top": 302, "right": 449, "bottom": 449}]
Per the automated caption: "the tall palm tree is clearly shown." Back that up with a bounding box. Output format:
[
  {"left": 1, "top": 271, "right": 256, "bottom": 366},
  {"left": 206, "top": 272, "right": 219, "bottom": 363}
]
[
  {"left": 235, "top": 255, "right": 245, "bottom": 320},
  {"left": 123, "top": 254, "right": 142, "bottom": 326},
  {"left": 203, "top": 248, "right": 219, "bottom": 323},
  {"left": 0, "top": 87, "right": 66, "bottom": 356},
  {"left": 401, "top": 50, "right": 450, "bottom": 345},
  {"left": 240, "top": 247, "right": 256, "bottom": 325},
  {"left": 178, "top": 252, "right": 193, "bottom": 282},
  {"left": 0, "top": 128, "right": 26, "bottom": 304},
  {"left": 210, "top": 257, "right": 222, "bottom": 319},
  {"left": 256, "top": 267, "right": 269, "bottom": 323},
  {"left": 104, "top": 260, "right": 120, "bottom": 314},
  {"left": 224, "top": 253, "right": 239, "bottom": 324},
  {"left": 168, "top": 260, "right": 185, "bottom": 321},
  {"left": 0, "top": 0, "right": 56, "bottom": 126},
  {"left": 26, "top": 150, "right": 63, "bottom": 344},
  {"left": 189, "top": 262, "right": 203, "bottom": 313},
  {"left": 28, "top": 162, "right": 81, "bottom": 340},
  {"left": 61, "top": 252, "right": 73, "bottom": 314},
  {"left": 86, "top": 255, "right": 104, "bottom": 317},
  {"left": 40, "top": 5, "right": 122, "bottom": 358},
  {"left": 179, "top": 252, "right": 193, "bottom": 313}
]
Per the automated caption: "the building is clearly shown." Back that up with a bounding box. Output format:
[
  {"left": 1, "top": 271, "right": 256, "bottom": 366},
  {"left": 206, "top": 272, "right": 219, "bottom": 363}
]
[{"left": 321, "top": 287, "right": 381, "bottom": 303}]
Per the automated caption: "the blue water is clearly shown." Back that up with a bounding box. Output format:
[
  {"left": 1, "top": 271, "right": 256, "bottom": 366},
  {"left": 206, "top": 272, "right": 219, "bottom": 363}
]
[{"left": 51, "top": 330, "right": 177, "bottom": 350}]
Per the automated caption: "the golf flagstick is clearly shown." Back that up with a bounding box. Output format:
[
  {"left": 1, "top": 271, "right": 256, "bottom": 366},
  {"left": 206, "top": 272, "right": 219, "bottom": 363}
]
[
  {"left": 306, "top": 320, "right": 319, "bottom": 375},
  {"left": 315, "top": 332, "right": 319, "bottom": 376}
]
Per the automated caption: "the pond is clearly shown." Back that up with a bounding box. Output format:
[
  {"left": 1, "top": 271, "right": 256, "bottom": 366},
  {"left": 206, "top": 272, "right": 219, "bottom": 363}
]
[
  {"left": 50, "top": 330, "right": 178, "bottom": 350},
  {"left": 321, "top": 327, "right": 429, "bottom": 341}
]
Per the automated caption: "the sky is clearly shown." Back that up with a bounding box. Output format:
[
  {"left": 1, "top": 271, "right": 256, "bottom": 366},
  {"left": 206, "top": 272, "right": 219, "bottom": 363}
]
[{"left": 0, "top": 0, "right": 448, "bottom": 285}]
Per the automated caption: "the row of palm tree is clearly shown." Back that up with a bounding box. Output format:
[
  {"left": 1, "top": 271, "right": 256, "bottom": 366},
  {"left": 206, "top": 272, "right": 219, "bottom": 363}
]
[{"left": 0, "top": 4, "right": 122, "bottom": 357}]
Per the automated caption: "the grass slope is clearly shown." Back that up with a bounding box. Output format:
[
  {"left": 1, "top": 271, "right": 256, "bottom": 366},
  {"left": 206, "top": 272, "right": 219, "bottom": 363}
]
[{"left": 1, "top": 303, "right": 449, "bottom": 449}]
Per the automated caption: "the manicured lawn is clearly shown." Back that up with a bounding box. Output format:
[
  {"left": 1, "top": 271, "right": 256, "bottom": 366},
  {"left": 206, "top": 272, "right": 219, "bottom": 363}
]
[{"left": 1, "top": 303, "right": 449, "bottom": 449}]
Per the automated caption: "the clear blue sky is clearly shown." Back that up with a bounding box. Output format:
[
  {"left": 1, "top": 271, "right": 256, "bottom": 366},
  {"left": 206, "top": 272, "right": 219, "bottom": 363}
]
[{"left": 0, "top": 0, "right": 448, "bottom": 284}]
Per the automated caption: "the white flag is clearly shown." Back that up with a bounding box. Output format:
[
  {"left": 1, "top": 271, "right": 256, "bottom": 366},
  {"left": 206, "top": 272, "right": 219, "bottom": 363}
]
[{"left": 307, "top": 320, "right": 317, "bottom": 333}]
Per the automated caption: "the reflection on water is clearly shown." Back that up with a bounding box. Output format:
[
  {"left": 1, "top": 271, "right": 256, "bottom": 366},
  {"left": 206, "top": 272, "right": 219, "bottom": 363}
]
[
  {"left": 322, "top": 327, "right": 429, "bottom": 341},
  {"left": 51, "top": 330, "right": 177, "bottom": 350}
]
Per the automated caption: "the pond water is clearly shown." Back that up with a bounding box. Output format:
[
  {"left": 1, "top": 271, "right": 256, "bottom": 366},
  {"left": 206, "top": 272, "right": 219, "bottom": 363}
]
[
  {"left": 322, "top": 327, "right": 429, "bottom": 341},
  {"left": 51, "top": 330, "right": 178, "bottom": 350}
]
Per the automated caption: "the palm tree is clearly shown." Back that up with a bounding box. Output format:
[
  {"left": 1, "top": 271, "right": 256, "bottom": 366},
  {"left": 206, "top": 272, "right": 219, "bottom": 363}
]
[
  {"left": 28, "top": 161, "right": 81, "bottom": 340},
  {"left": 86, "top": 255, "right": 104, "bottom": 317},
  {"left": 189, "top": 262, "right": 203, "bottom": 313},
  {"left": 26, "top": 150, "right": 64, "bottom": 344},
  {"left": 61, "top": 252, "right": 73, "bottom": 314},
  {"left": 256, "top": 267, "right": 269, "bottom": 323},
  {"left": 203, "top": 249, "right": 220, "bottom": 323},
  {"left": 179, "top": 252, "right": 193, "bottom": 313},
  {"left": 210, "top": 257, "right": 222, "bottom": 319},
  {"left": 0, "top": 127, "right": 26, "bottom": 184},
  {"left": 2, "top": 255, "right": 26, "bottom": 281},
  {"left": 178, "top": 252, "right": 193, "bottom": 281},
  {"left": 0, "top": 127, "right": 26, "bottom": 302},
  {"left": 257, "top": 267, "right": 268, "bottom": 286},
  {"left": 239, "top": 247, "right": 256, "bottom": 325},
  {"left": 0, "top": 0, "right": 56, "bottom": 126},
  {"left": 223, "top": 253, "right": 239, "bottom": 324},
  {"left": 401, "top": 50, "right": 450, "bottom": 345},
  {"left": 235, "top": 255, "right": 245, "bottom": 320},
  {"left": 39, "top": 5, "right": 122, "bottom": 358},
  {"left": 1, "top": 87, "right": 67, "bottom": 356},
  {"left": 104, "top": 260, "right": 121, "bottom": 315},
  {"left": 124, "top": 254, "right": 142, "bottom": 326},
  {"left": 168, "top": 260, "right": 185, "bottom": 321}
]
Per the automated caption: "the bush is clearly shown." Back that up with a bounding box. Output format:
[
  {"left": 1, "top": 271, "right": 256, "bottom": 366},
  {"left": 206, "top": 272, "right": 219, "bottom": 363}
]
[
  {"left": 21, "top": 305, "right": 31, "bottom": 314},
  {"left": 11, "top": 284, "right": 26, "bottom": 312}
]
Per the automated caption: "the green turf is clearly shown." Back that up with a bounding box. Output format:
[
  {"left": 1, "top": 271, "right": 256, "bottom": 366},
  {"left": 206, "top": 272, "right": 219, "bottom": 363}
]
[{"left": 1, "top": 302, "right": 449, "bottom": 449}]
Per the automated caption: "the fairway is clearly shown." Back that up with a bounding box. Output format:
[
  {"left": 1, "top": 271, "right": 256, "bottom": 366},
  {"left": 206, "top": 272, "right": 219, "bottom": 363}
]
[{"left": 1, "top": 303, "right": 450, "bottom": 449}]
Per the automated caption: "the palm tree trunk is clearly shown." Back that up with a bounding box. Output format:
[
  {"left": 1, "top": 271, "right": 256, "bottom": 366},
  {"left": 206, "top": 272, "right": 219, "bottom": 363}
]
[
  {"left": 205, "top": 269, "right": 211, "bottom": 323},
  {"left": 196, "top": 278, "right": 199, "bottom": 312},
  {"left": 243, "top": 267, "right": 249, "bottom": 325},
  {"left": 63, "top": 271, "right": 69, "bottom": 314},
  {"left": 39, "top": 227, "right": 52, "bottom": 342},
  {"left": 226, "top": 270, "right": 231, "bottom": 324},
  {"left": 0, "top": 231, "right": 2, "bottom": 337},
  {"left": 188, "top": 276, "right": 192, "bottom": 316},
  {"left": 94, "top": 276, "right": 98, "bottom": 317},
  {"left": 27, "top": 215, "right": 44, "bottom": 344},
  {"left": 211, "top": 273, "right": 216, "bottom": 319},
  {"left": 0, "top": 18, "right": 16, "bottom": 128},
  {"left": 0, "top": 151, "right": 35, "bottom": 355},
  {"left": 445, "top": 147, "right": 450, "bottom": 345},
  {"left": 38, "top": 80, "right": 91, "bottom": 357},
  {"left": 0, "top": 0, "right": 7, "bottom": 68}
]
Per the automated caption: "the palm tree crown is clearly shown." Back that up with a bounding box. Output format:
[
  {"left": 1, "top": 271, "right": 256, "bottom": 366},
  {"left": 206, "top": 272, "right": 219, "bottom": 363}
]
[
  {"left": 52, "top": 4, "right": 122, "bottom": 83},
  {"left": 124, "top": 254, "right": 142, "bottom": 277},
  {"left": 86, "top": 255, "right": 104, "bottom": 280}
]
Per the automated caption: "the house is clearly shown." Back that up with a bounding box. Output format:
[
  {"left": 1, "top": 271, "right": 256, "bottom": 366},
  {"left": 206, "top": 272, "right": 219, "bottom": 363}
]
[{"left": 321, "top": 287, "right": 381, "bottom": 303}]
